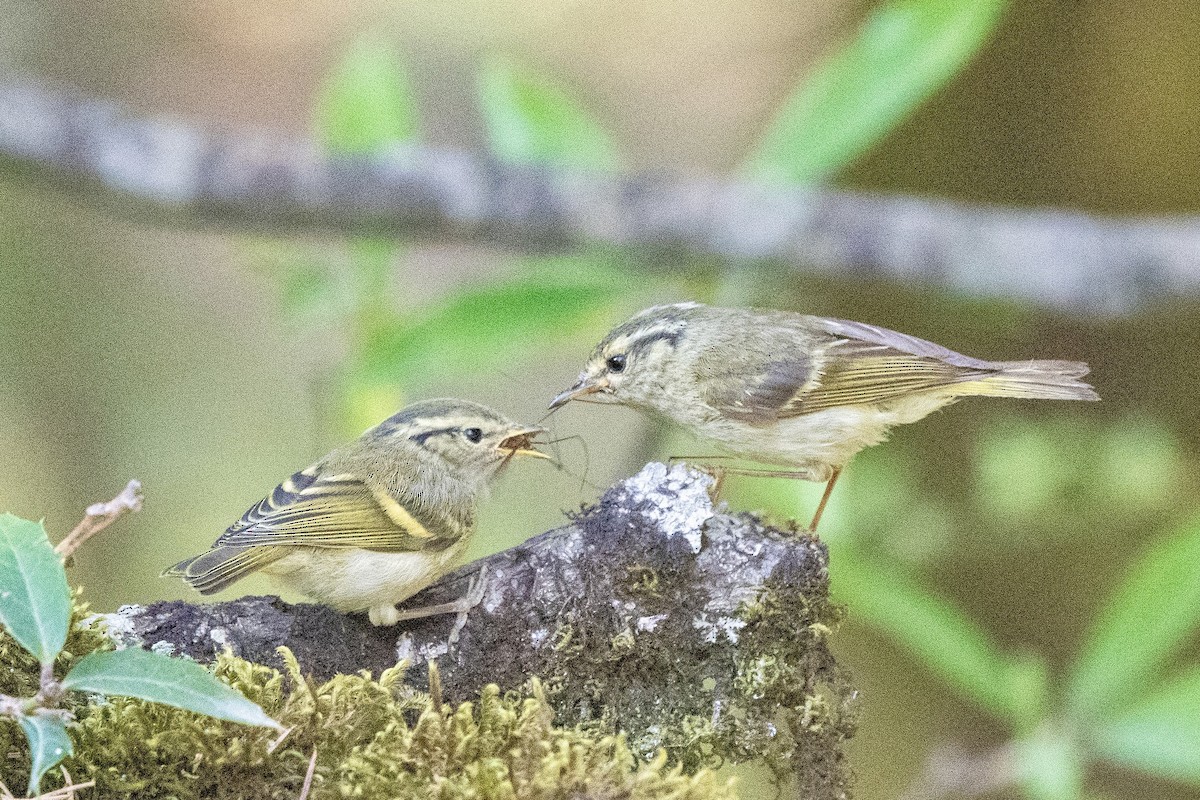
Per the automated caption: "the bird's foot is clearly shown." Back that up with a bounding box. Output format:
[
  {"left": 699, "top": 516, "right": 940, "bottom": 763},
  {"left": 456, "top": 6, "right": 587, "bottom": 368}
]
[
  {"left": 366, "top": 566, "right": 490, "bottom": 645},
  {"left": 368, "top": 604, "right": 403, "bottom": 626},
  {"left": 447, "top": 566, "right": 489, "bottom": 644}
]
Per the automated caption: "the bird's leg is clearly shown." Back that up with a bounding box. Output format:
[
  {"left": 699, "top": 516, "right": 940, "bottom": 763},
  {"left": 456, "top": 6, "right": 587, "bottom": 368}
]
[
  {"left": 808, "top": 467, "right": 842, "bottom": 533},
  {"left": 368, "top": 566, "right": 489, "bottom": 644}
]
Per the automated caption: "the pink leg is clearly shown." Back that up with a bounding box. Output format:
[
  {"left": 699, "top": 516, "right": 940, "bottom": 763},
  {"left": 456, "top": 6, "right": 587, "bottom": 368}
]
[{"left": 809, "top": 468, "right": 842, "bottom": 533}]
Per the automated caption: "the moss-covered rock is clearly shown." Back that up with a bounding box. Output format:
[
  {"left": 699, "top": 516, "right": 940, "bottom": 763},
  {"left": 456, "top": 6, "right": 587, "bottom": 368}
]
[
  {"left": 3, "top": 466, "right": 854, "bottom": 797},
  {"left": 2, "top": 625, "right": 733, "bottom": 799}
]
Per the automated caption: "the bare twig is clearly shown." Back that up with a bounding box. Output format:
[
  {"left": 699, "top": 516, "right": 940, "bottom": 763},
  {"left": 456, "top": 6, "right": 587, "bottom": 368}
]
[
  {"left": 297, "top": 749, "right": 318, "bottom": 800},
  {"left": 2, "top": 79, "right": 1199, "bottom": 314},
  {"left": 55, "top": 479, "right": 143, "bottom": 561},
  {"left": 0, "top": 770, "right": 93, "bottom": 800},
  {"left": 33, "top": 779, "right": 97, "bottom": 800},
  {"left": 35, "top": 662, "right": 62, "bottom": 708},
  {"left": 0, "top": 694, "right": 24, "bottom": 717},
  {"left": 898, "top": 742, "right": 1016, "bottom": 800},
  {"left": 55, "top": 769, "right": 94, "bottom": 800}
]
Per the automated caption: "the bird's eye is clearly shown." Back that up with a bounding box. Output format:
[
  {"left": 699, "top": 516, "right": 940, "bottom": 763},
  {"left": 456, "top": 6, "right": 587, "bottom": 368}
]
[
  {"left": 463, "top": 427, "right": 483, "bottom": 444},
  {"left": 606, "top": 354, "right": 627, "bottom": 373}
]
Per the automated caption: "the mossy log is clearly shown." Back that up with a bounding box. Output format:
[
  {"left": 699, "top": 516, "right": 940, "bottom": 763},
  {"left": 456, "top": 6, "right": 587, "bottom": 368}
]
[{"left": 107, "top": 463, "right": 855, "bottom": 797}]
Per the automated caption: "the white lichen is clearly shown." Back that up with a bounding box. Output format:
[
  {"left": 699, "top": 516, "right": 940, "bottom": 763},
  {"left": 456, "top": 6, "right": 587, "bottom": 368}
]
[
  {"left": 636, "top": 614, "right": 669, "bottom": 632},
  {"left": 150, "top": 640, "right": 176, "bottom": 657},
  {"left": 419, "top": 641, "right": 449, "bottom": 662},
  {"left": 395, "top": 633, "right": 415, "bottom": 664},
  {"left": 620, "top": 463, "right": 714, "bottom": 553},
  {"left": 96, "top": 606, "right": 145, "bottom": 649},
  {"left": 692, "top": 614, "right": 747, "bottom": 644}
]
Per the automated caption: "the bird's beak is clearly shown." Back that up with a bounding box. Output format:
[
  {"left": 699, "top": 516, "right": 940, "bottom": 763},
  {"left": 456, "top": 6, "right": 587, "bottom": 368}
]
[
  {"left": 549, "top": 374, "right": 609, "bottom": 410},
  {"left": 498, "top": 426, "right": 551, "bottom": 459}
]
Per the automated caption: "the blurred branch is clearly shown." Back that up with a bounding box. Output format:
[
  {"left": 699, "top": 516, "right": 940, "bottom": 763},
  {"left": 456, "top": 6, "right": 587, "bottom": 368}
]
[
  {"left": 55, "top": 479, "right": 143, "bottom": 561},
  {"left": 898, "top": 742, "right": 1016, "bottom": 800},
  {"left": 4, "top": 79, "right": 1197, "bottom": 313},
  {"left": 106, "top": 463, "right": 852, "bottom": 797}
]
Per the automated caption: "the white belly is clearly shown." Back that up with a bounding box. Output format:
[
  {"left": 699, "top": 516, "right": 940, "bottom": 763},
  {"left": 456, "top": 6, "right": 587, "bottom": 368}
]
[
  {"left": 694, "top": 394, "right": 958, "bottom": 479},
  {"left": 263, "top": 543, "right": 466, "bottom": 613}
]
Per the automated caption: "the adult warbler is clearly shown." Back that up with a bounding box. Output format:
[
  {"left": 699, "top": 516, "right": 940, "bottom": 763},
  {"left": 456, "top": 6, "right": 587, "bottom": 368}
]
[{"left": 551, "top": 302, "right": 1098, "bottom": 529}]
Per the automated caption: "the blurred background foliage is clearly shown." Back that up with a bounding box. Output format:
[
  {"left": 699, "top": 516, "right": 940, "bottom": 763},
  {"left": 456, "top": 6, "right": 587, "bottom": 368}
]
[{"left": 2, "top": 0, "right": 1200, "bottom": 798}]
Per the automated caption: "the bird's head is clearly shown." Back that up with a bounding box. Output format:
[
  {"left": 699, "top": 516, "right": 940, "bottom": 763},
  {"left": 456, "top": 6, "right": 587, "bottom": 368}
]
[
  {"left": 368, "top": 399, "right": 548, "bottom": 480},
  {"left": 550, "top": 302, "right": 702, "bottom": 411}
]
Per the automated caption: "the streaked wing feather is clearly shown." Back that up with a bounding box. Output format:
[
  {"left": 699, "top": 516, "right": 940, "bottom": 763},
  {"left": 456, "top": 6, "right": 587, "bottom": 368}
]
[
  {"left": 784, "top": 319, "right": 999, "bottom": 415},
  {"left": 216, "top": 469, "right": 449, "bottom": 552},
  {"left": 816, "top": 318, "right": 996, "bottom": 369}
]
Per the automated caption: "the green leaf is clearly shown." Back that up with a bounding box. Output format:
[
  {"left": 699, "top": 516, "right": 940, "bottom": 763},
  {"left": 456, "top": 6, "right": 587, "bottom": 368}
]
[
  {"left": 1067, "top": 516, "right": 1200, "bottom": 721},
  {"left": 1014, "top": 724, "right": 1084, "bottom": 800},
  {"left": 316, "top": 37, "right": 418, "bottom": 155},
  {"left": 477, "top": 59, "right": 619, "bottom": 170},
  {"left": 62, "top": 649, "right": 282, "bottom": 730},
  {"left": 18, "top": 713, "right": 73, "bottom": 795},
  {"left": 1091, "top": 667, "right": 1200, "bottom": 784},
  {"left": 0, "top": 513, "right": 71, "bottom": 664},
  {"left": 744, "top": 0, "right": 1008, "bottom": 184},
  {"left": 1093, "top": 417, "right": 1181, "bottom": 512},
  {"left": 835, "top": 550, "right": 1046, "bottom": 730},
  {"left": 975, "top": 419, "right": 1073, "bottom": 522},
  {"left": 359, "top": 257, "right": 629, "bottom": 387}
]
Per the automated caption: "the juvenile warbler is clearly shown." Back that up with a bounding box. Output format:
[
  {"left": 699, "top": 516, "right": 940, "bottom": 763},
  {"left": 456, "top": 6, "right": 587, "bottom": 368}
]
[
  {"left": 168, "top": 398, "right": 547, "bottom": 626},
  {"left": 551, "top": 302, "right": 1099, "bottom": 529}
]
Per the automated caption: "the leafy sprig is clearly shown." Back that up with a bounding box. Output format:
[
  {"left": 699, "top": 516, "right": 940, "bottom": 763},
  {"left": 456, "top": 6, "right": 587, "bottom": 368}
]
[{"left": 0, "top": 510, "right": 280, "bottom": 796}]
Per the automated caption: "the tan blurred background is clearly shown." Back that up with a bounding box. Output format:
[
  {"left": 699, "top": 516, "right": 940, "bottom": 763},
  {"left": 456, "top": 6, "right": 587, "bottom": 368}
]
[{"left": 2, "top": 1, "right": 1200, "bottom": 798}]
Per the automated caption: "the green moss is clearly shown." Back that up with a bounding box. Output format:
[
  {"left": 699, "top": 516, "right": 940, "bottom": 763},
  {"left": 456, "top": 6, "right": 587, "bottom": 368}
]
[{"left": 1, "top": 606, "right": 734, "bottom": 800}]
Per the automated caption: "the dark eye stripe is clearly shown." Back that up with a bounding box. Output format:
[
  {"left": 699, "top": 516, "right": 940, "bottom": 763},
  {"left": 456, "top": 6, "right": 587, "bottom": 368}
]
[
  {"left": 631, "top": 328, "right": 682, "bottom": 350},
  {"left": 409, "top": 427, "right": 458, "bottom": 445}
]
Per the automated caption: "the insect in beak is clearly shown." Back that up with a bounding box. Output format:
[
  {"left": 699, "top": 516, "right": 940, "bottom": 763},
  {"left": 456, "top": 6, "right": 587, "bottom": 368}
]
[
  {"left": 498, "top": 427, "right": 551, "bottom": 460},
  {"left": 549, "top": 375, "right": 610, "bottom": 409}
]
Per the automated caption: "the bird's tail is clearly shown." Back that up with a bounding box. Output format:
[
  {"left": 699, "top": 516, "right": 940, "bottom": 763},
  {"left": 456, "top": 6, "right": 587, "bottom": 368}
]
[
  {"left": 164, "top": 545, "right": 283, "bottom": 595},
  {"left": 961, "top": 360, "right": 1100, "bottom": 402}
]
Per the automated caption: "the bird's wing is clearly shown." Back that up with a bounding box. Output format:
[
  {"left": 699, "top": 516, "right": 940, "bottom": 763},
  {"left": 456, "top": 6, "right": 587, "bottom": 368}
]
[
  {"left": 698, "top": 349, "right": 821, "bottom": 424},
  {"left": 214, "top": 465, "right": 456, "bottom": 552},
  {"left": 698, "top": 317, "right": 997, "bottom": 422},
  {"left": 779, "top": 318, "right": 996, "bottom": 416}
]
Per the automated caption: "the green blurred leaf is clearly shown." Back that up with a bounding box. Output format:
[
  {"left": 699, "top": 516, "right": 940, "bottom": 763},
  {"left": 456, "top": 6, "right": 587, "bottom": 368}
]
[
  {"left": 62, "top": 649, "right": 282, "bottom": 730},
  {"left": 745, "top": 0, "right": 1008, "bottom": 184},
  {"left": 316, "top": 37, "right": 418, "bottom": 154},
  {"left": 18, "top": 713, "right": 73, "bottom": 795},
  {"left": 477, "top": 59, "right": 619, "bottom": 170},
  {"left": 360, "top": 259, "right": 629, "bottom": 387},
  {"left": 0, "top": 513, "right": 70, "bottom": 664},
  {"left": 1091, "top": 667, "right": 1200, "bottom": 785},
  {"left": 1015, "top": 724, "right": 1084, "bottom": 800},
  {"left": 1093, "top": 417, "right": 1181, "bottom": 512},
  {"left": 975, "top": 419, "right": 1074, "bottom": 522},
  {"left": 1068, "top": 516, "right": 1200, "bottom": 721},
  {"left": 280, "top": 258, "right": 338, "bottom": 316},
  {"left": 836, "top": 551, "right": 1046, "bottom": 730}
]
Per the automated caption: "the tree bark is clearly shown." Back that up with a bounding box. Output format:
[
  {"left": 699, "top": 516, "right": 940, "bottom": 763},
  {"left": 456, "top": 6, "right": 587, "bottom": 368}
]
[{"left": 105, "top": 463, "right": 853, "bottom": 798}]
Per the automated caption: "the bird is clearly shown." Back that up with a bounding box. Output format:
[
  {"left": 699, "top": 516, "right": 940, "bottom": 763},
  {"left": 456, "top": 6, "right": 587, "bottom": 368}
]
[
  {"left": 550, "top": 302, "right": 1099, "bottom": 530},
  {"left": 167, "top": 398, "right": 548, "bottom": 626}
]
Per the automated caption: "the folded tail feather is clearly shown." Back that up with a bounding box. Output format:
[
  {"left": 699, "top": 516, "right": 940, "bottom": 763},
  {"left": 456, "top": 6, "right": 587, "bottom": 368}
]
[
  {"left": 165, "top": 545, "right": 283, "bottom": 595},
  {"left": 959, "top": 360, "right": 1099, "bottom": 402}
]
